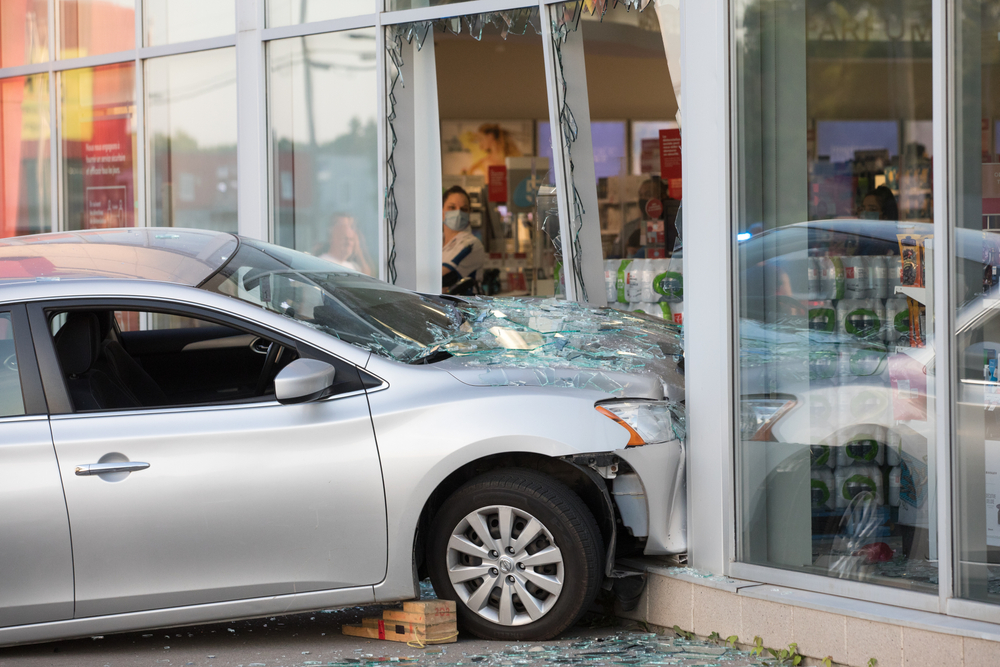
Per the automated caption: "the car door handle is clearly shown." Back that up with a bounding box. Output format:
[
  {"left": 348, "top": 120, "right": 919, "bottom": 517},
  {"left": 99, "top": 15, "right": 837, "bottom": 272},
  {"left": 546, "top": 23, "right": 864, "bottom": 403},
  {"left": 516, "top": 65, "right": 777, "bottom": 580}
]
[{"left": 75, "top": 462, "right": 151, "bottom": 476}]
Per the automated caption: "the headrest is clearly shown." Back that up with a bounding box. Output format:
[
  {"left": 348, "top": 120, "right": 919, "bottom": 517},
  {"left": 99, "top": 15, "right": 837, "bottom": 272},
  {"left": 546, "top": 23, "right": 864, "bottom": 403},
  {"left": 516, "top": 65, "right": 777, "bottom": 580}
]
[{"left": 54, "top": 313, "right": 100, "bottom": 377}]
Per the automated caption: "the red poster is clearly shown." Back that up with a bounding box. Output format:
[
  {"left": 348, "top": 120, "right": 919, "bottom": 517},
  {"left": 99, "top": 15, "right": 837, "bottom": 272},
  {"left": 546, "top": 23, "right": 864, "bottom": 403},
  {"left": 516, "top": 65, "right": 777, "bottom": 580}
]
[
  {"left": 984, "top": 164, "right": 1000, "bottom": 215},
  {"left": 488, "top": 165, "right": 508, "bottom": 203},
  {"left": 659, "top": 128, "right": 682, "bottom": 200}
]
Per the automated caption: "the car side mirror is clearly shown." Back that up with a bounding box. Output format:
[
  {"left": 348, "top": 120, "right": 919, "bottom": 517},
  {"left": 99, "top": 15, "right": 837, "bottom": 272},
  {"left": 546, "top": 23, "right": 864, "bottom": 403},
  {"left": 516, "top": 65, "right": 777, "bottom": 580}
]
[{"left": 274, "top": 359, "right": 337, "bottom": 404}]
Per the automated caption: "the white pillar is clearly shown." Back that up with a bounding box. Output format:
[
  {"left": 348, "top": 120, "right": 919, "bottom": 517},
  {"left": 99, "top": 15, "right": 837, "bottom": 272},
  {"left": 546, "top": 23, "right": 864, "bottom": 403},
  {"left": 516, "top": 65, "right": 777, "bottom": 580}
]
[
  {"left": 682, "top": 0, "right": 734, "bottom": 575},
  {"left": 387, "top": 34, "right": 443, "bottom": 292},
  {"left": 235, "top": 0, "right": 268, "bottom": 241}
]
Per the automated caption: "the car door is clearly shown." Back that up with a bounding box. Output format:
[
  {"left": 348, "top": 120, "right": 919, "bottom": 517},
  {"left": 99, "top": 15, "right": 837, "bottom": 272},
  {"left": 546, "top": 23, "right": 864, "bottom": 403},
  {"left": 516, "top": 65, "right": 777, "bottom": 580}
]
[
  {"left": 29, "top": 299, "right": 387, "bottom": 619},
  {"left": 0, "top": 304, "right": 74, "bottom": 627}
]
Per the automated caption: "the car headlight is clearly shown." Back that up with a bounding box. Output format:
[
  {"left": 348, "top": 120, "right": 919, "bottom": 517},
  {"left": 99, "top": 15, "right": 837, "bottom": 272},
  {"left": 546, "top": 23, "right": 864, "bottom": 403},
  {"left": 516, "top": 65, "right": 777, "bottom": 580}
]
[
  {"left": 740, "top": 395, "right": 796, "bottom": 442},
  {"left": 596, "top": 400, "right": 680, "bottom": 447}
]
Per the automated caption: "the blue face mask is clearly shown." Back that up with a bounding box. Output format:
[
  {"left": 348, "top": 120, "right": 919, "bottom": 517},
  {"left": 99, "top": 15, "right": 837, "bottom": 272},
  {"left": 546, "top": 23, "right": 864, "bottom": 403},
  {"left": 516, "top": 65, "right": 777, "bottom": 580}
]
[{"left": 444, "top": 210, "right": 470, "bottom": 231}]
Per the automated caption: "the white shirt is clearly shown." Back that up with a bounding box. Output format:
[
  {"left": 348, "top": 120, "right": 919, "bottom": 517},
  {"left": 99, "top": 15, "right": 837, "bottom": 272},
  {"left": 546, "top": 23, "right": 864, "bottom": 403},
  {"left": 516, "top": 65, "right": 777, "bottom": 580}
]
[{"left": 442, "top": 230, "right": 485, "bottom": 281}]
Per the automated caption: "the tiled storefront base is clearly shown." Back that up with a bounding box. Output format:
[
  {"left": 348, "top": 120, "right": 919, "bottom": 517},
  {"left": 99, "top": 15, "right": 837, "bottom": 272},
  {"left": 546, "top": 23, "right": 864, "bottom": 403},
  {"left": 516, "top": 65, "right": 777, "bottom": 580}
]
[{"left": 618, "top": 566, "right": 1000, "bottom": 667}]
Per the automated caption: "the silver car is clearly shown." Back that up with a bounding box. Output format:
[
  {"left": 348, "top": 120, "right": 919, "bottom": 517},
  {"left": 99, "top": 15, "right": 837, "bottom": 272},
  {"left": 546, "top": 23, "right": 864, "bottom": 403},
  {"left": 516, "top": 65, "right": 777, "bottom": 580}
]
[{"left": 0, "top": 228, "right": 686, "bottom": 645}]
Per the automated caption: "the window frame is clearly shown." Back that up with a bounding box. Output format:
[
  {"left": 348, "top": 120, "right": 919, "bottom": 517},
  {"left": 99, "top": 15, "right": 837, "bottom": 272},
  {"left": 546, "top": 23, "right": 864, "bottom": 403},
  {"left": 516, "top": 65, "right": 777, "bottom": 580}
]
[
  {"left": 0, "top": 304, "right": 48, "bottom": 417},
  {"left": 25, "top": 297, "right": 376, "bottom": 416}
]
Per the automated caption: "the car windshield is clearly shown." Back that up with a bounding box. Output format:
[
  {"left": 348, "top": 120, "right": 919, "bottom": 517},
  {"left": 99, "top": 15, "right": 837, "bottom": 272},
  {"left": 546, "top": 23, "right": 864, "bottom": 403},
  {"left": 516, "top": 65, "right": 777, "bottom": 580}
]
[{"left": 200, "top": 238, "right": 463, "bottom": 363}]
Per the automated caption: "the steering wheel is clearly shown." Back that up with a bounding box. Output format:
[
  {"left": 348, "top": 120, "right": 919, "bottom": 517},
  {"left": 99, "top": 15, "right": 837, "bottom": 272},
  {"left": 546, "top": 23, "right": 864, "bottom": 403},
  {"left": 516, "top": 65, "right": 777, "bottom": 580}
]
[{"left": 255, "top": 341, "right": 280, "bottom": 396}]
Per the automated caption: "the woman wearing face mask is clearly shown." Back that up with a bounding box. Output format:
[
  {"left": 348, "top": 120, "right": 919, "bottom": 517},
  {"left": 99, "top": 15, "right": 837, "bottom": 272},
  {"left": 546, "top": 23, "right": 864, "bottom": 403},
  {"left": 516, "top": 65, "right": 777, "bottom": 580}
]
[
  {"left": 858, "top": 185, "right": 899, "bottom": 221},
  {"left": 441, "top": 185, "right": 485, "bottom": 290}
]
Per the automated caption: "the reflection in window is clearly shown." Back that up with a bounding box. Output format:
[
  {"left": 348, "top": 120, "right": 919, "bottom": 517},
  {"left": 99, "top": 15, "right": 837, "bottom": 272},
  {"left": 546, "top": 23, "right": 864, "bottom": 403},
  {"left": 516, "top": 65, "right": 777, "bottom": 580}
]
[
  {"left": 60, "top": 62, "right": 137, "bottom": 231},
  {"left": 266, "top": 0, "right": 375, "bottom": 28},
  {"left": 146, "top": 49, "right": 237, "bottom": 232},
  {"left": 0, "top": 313, "right": 25, "bottom": 418},
  {"left": 1, "top": 74, "right": 50, "bottom": 238},
  {"left": 268, "top": 29, "right": 378, "bottom": 276},
  {"left": 735, "top": 0, "right": 935, "bottom": 593},
  {"left": 955, "top": 0, "right": 1000, "bottom": 606},
  {"left": 57, "top": 0, "right": 134, "bottom": 59},
  {"left": 0, "top": 0, "right": 48, "bottom": 67},
  {"left": 144, "top": 0, "right": 234, "bottom": 46}
]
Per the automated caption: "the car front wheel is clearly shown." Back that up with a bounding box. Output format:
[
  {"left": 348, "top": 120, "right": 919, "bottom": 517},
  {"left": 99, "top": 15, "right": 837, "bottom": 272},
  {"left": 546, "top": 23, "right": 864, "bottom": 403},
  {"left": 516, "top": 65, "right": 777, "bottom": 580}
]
[{"left": 426, "top": 469, "right": 604, "bottom": 640}]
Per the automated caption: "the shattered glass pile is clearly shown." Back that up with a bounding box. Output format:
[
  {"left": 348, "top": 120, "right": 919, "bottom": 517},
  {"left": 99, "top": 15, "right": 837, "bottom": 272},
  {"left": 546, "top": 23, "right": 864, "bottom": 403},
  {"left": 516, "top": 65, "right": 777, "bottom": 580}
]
[
  {"left": 438, "top": 297, "right": 682, "bottom": 376},
  {"left": 317, "top": 632, "right": 762, "bottom": 667}
]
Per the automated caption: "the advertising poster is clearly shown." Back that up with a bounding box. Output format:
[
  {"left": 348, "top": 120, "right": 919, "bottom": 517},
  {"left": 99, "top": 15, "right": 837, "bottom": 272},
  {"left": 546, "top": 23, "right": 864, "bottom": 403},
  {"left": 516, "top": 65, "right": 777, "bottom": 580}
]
[
  {"left": 659, "top": 128, "right": 682, "bottom": 199},
  {"left": 83, "top": 111, "right": 133, "bottom": 229},
  {"left": 440, "top": 120, "right": 534, "bottom": 177}
]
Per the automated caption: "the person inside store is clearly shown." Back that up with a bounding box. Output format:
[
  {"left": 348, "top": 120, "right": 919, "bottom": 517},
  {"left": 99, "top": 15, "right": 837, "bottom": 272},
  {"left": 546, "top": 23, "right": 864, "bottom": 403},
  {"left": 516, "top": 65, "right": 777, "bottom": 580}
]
[
  {"left": 442, "top": 185, "right": 485, "bottom": 291},
  {"left": 858, "top": 185, "right": 899, "bottom": 221},
  {"left": 617, "top": 176, "right": 679, "bottom": 259},
  {"left": 316, "top": 213, "right": 373, "bottom": 275}
]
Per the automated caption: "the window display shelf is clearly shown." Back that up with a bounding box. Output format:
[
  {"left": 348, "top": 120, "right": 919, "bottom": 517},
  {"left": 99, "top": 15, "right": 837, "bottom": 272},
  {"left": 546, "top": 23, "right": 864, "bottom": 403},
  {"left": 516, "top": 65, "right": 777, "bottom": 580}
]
[{"left": 895, "top": 285, "right": 927, "bottom": 304}]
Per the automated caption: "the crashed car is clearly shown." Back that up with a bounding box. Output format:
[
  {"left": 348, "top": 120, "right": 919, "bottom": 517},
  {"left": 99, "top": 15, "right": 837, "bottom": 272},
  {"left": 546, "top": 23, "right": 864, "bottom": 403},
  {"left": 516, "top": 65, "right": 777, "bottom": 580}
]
[{"left": 0, "top": 228, "right": 686, "bottom": 645}]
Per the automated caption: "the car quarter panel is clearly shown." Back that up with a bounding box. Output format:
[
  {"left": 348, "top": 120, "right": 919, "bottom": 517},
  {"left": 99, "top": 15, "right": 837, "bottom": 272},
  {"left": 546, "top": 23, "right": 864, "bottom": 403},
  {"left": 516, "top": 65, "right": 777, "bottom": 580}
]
[{"left": 362, "top": 356, "right": 629, "bottom": 602}]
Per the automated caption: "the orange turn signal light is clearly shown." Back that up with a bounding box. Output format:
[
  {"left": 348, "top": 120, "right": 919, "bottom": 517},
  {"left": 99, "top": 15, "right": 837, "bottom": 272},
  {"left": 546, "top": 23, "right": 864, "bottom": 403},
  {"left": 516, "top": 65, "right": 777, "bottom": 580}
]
[{"left": 596, "top": 406, "right": 646, "bottom": 447}]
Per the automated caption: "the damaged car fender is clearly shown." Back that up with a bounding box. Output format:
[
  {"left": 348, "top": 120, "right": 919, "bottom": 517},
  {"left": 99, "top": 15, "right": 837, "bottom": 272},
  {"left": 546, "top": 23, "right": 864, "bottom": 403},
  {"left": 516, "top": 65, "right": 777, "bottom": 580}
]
[{"left": 363, "top": 358, "right": 632, "bottom": 602}]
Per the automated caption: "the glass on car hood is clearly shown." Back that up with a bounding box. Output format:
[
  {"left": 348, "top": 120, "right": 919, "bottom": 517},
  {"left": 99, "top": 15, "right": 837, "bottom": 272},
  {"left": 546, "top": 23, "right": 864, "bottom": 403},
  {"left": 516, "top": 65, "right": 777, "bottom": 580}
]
[{"left": 202, "top": 239, "right": 685, "bottom": 398}]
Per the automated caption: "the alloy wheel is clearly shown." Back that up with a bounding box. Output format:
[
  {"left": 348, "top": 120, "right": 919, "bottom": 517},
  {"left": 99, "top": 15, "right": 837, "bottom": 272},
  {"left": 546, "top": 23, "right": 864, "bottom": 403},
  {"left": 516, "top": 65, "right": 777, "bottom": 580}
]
[{"left": 445, "top": 504, "right": 564, "bottom": 626}]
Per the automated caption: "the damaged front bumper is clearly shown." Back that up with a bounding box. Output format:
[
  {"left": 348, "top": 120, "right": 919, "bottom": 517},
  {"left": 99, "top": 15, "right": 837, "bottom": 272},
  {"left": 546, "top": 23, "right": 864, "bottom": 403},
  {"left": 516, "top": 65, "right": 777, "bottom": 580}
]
[{"left": 566, "top": 437, "right": 687, "bottom": 563}]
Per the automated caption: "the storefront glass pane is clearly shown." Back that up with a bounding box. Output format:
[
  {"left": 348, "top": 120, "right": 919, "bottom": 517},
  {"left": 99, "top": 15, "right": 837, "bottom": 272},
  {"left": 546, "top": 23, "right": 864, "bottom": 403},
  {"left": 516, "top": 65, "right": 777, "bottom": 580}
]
[
  {"left": 146, "top": 49, "right": 237, "bottom": 232},
  {"left": 269, "top": 29, "right": 378, "bottom": 276},
  {"left": 954, "top": 0, "right": 1000, "bottom": 606},
  {"left": 266, "top": 1, "right": 375, "bottom": 28},
  {"left": 0, "top": 1, "right": 48, "bottom": 67},
  {"left": 57, "top": 0, "right": 134, "bottom": 58},
  {"left": 144, "top": 0, "right": 234, "bottom": 46},
  {"left": 60, "top": 62, "right": 137, "bottom": 230},
  {"left": 1, "top": 74, "right": 50, "bottom": 238},
  {"left": 735, "top": 0, "right": 936, "bottom": 592},
  {"left": 548, "top": 3, "right": 681, "bottom": 317}
]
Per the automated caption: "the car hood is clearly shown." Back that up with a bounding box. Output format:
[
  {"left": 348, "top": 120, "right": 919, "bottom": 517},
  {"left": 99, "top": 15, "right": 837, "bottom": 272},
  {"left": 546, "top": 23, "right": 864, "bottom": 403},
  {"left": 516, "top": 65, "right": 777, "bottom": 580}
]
[{"left": 431, "top": 297, "right": 685, "bottom": 402}]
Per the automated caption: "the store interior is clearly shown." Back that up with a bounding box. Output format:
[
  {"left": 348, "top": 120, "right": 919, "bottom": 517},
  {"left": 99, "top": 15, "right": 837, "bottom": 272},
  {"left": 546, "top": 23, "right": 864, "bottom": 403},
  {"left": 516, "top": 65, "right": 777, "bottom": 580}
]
[{"left": 426, "top": 4, "right": 679, "bottom": 298}]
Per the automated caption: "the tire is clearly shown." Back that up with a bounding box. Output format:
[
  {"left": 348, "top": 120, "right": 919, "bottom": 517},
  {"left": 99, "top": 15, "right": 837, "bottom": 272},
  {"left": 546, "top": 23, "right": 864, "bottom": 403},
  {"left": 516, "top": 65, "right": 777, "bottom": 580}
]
[{"left": 426, "top": 468, "right": 604, "bottom": 641}]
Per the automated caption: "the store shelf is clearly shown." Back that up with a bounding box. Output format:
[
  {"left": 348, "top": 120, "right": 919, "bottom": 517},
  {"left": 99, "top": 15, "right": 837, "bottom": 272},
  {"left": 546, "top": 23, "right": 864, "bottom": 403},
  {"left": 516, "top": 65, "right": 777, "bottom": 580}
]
[{"left": 895, "top": 285, "right": 926, "bottom": 304}]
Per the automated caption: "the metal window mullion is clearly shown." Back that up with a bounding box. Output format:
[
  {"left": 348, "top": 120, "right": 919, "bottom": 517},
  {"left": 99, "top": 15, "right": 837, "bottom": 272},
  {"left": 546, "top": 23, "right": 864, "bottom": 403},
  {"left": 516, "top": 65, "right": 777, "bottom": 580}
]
[
  {"left": 0, "top": 62, "right": 51, "bottom": 79},
  {"left": 539, "top": 1, "right": 579, "bottom": 303},
  {"left": 50, "top": 50, "right": 138, "bottom": 72},
  {"left": 135, "top": 1, "right": 146, "bottom": 228},
  {"left": 49, "top": 0, "right": 59, "bottom": 233},
  {"left": 381, "top": 0, "right": 533, "bottom": 26},
  {"left": 933, "top": 0, "right": 955, "bottom": 616},
  {"left": 262, "top": 15, "right": 377, "bottom": 42},
  {"left": 375, "top": 10, "right": 388, "bottom": 282},
  {"left": 48, "top": 65, "right": 58, "bottom": 233},
  {"left": 136, "top": 35, "right": 238, "bottom": 60}
]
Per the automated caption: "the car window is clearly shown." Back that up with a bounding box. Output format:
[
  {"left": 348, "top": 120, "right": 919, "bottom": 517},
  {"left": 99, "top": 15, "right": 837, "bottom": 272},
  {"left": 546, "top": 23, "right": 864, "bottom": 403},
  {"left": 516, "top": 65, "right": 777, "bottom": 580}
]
[
  {"left": 46, "top": 306, "right": 323, "bottom": 413},
  {"left": 0, "top": 312, "right": 25, "bottom": 418}
]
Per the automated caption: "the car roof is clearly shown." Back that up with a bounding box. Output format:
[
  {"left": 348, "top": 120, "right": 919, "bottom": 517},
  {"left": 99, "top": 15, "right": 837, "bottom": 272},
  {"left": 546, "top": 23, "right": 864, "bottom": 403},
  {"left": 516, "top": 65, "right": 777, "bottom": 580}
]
[{"left": 0, "top": 228, "right": 238, "bottom": 287}]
